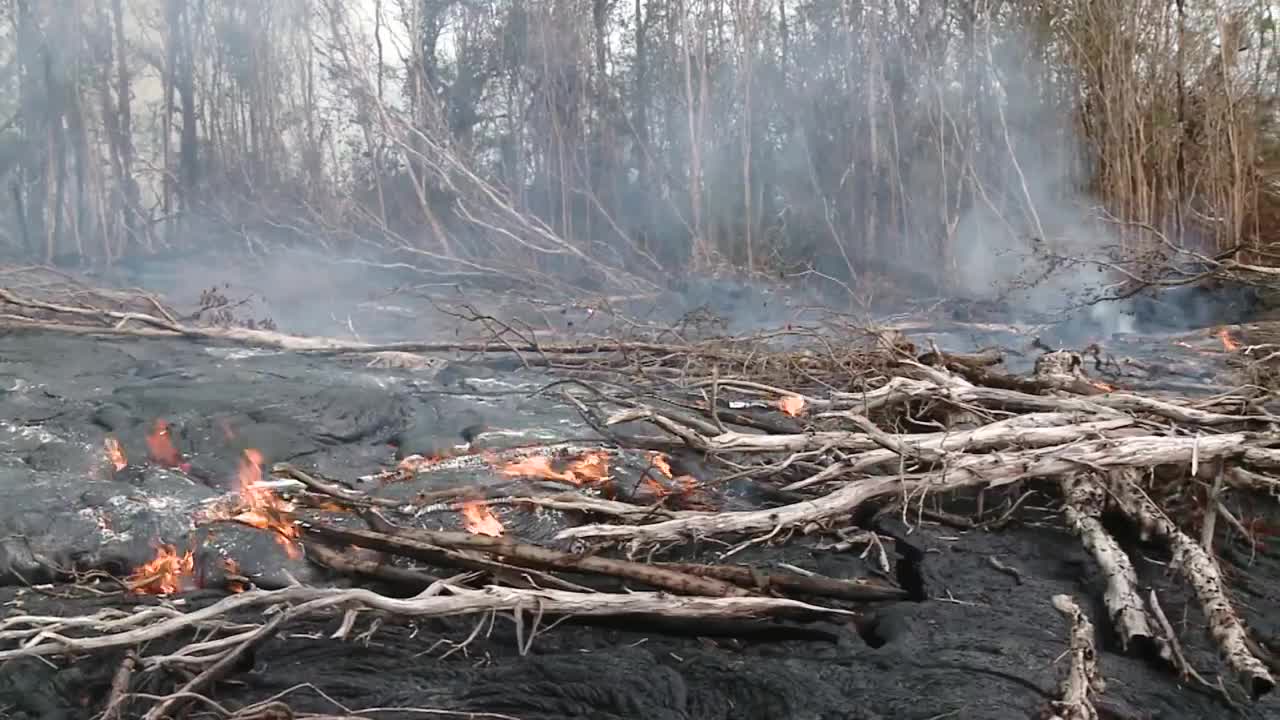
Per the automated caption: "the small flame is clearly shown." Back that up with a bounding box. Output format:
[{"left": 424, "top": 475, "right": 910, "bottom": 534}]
[
  {"left": 650, "top": 452, "right": 673, "bottom": 478},
  {"left": 461, "top": 501, "right": 504, "bottom": 536},
  {"left": 232, "top": 449, "right": 301, "bottom": 559},
  {"left": 145, "top": 419, "right": 189, "bottom": 471},
  {"left": 1092, "top": 381, "right": 1114, "bottom": 393},
  {"left": 500, "top": 451, "right": 612, "bottom": 486},
  {"left": 104, "top": 436, "right": 128, "bottom": 472},
  {"left": 1218, "top": 328, "right": 1241, "bottom": 352},
  {"left": 128, "top": 544, "right": 195, "bottom": 595},
  {"left": 778, "top": 395, "right": 806, "bottom": 416}
]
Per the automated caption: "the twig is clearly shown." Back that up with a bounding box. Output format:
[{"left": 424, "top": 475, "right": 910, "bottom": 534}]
[{"left": 142, "top": 611, "right": 291, "bottom": 720}]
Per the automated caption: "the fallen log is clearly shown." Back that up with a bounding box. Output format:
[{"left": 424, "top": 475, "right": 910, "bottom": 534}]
[
  {"left": 302, "top": 521, "right": 756, "bottom": 597},
  {"left": 558, "top": 432, "right": 1279, "bottom": 545},
  {"left": 1059, "top": 473, "right": 1156, "bottom": 654},
  {"left": 650, "top": 562, "right": 907, "bottom": 602},
  {"left": 1107, "top": 470, "right": 1276, "bottom": 698}
]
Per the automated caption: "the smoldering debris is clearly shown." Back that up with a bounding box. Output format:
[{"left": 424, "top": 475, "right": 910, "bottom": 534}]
[{"left": 0, "top": 275, "right": 1276, "bottom": 720}]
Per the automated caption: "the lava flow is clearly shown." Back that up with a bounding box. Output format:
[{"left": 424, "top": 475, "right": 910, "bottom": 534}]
[
  {"left": 499, "top": 451, "right": 612, "bottom": 486},
  {"left": 128, "top": 544, "right": 195, "bottom": 595}
]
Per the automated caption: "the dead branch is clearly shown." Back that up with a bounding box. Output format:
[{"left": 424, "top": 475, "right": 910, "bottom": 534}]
[
  {"left": 559, "top": 432, "right": 1275, "bottom": 545},
  {"left": 652, "top": 562, "right": 908, "bottom": 602},
  {"left": 0, "top": 585, "right": 852, "bottom": 662},
  {"left": 101, "top": 647, "right": 138, "bottom": 720},
  {"left": 1043, "top": 594, "right": 1104, "bottom": 720},
  {"left": 303, "top": 521, "right": 756, "bottom": 597},
  {"left": 142, "top": 610, "right": 291, "bottom": 720},
  {"left": 1059, "top": 473, "right": 1156, "bottom": 653},
  {"left": 1108, "top": 470, "right": 1276, "bottom": 698}
]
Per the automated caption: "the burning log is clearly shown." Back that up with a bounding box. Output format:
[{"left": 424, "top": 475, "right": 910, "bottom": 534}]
[{"left": 1043, "top": 594, "right": 1104, "bottom": 720}]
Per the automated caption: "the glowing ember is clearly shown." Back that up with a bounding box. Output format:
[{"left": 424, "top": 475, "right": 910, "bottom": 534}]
[
  {"left": 778, "top": 395, "right": 806, "bottom": 416},
  {"left": 500, "top": 451, "right": 612, "bottom": 486},
  {"left": 1092, "top": 381, "right": 1115, "bottom": 393},
  {"left": 1218, "top": 328, "right": 1241, "bottom": 352},
  {"left": 650, "top": 452, "right": 673, "bottom": 477},
  {"left": 128, "top": 544, "right": 195, "bottom": 595},
  {"left": 232, "top": 449, "right": 302, "bottom": 559},
  {"left": 104, "top": 436, "right": 128, "bottom": 471},
  {"left": 461, "top": 501, "right": 504, "bottom": 536},
  {"left": 145, "top": 419, "right": 189, "bottom": 471}
]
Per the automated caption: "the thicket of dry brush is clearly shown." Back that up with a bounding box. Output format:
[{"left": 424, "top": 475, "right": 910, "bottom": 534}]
[{"left": 0, "top": 0, "right": 1278, "bottom": 297}]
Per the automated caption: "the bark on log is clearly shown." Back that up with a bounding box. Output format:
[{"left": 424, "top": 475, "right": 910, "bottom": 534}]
[
  {"left": 1108, "top": 470, "right": 1276, "bottom": 698},
  {"left": 1059, "top": 474, "right": 1155, "bottom": 653},
  {"left": 652, "top": 562, "right": 908, "bottom": 602},
  {"left": 303, "top": 522, "right": 756, "bottom": 597}
]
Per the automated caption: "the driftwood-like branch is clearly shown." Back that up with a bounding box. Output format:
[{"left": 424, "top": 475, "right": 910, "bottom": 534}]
[
  {"left": 559, "top": 433, "right": 1275, "bottom": 545},
  {"left": 1044, "top": 594, "right": 1104, "bottom": 720},
  {"left": 1059, "top": 473, "right": 1155, "bottom": 653},
  {"left": 1108, "top": 471, "right": 1276, "bottom": 698},
  {"left": 0, "top": 585, "right": 851, "bottom": 662}
]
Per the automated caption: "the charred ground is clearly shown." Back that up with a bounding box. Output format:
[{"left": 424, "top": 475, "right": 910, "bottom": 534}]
[{"left": 0, "top": 261, "right": 1276, "bottom": 719}]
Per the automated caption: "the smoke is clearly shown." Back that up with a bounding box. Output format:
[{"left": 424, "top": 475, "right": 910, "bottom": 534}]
[{"left": 943, "top": 28, "right": 1115, "bottom": 320}]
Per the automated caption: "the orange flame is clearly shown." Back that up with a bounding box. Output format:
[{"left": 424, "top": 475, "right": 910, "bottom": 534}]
[
  {"left": 500, "top": 451, "right": 612, "bottom": 486},
  {"left": 650, "top": 452, "right": 673, "bottom": 478},
  {"left": 461, "top": 501, "right": 504, "bottom": 536},
  {"left": 104, "top": 436, "right": 128, "bottom": 472},
  {"left": 1218, "top": 328, "right": 1241, "bottom": 352},
  {"left": 778, "top": 395, "right": 806, "bottom": 416},
  {"left": 1092, "top": 381, "right": 1114, "bottom": 393},
  {"left": 145, "top": 419, "right": 189, "bottom": 471},
  {"left": 128, "top": 544, "right": 195, "bottom": 595},
  {"left": 232, "top": 449, "right": 302, "bottom": 559}
]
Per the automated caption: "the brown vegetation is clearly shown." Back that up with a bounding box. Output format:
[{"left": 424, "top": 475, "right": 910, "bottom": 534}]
[{"left": 0, "top": 0, "right": 1277, "bottom": 295}]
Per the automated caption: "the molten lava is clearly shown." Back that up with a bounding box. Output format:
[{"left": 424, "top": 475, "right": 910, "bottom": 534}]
[
  {"left": 499, "top": 451, "right": 612, "bottom": 486},
  {"left": 461, "top": 501, "right": 504, "bottom": 536},
  {"left": 104, "top": 436, "right": 128, "bottom": 472},
  {"left": 128, "top": 544, "right": 195, "bottom": 595},
  {"left": 778, "top": 395, "right": 806, "bottom": 416}
]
